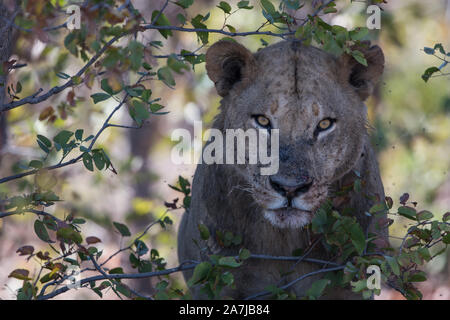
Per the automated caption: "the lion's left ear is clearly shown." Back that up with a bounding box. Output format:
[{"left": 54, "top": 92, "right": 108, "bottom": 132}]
[
  {"left": 339, "top": 42, "right": 384, "bottom": 101},
  {"left": 206, "top": 40, "right": 256, "bottom": 97}
]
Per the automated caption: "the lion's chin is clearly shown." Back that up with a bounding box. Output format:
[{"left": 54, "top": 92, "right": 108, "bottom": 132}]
[{"left": 264, "top": 208, "right": 314, "bottom": 229}]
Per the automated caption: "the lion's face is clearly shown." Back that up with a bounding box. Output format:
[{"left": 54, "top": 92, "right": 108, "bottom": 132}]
[{"left": 206, "top": 40, "right": 384, "bottom": 228}]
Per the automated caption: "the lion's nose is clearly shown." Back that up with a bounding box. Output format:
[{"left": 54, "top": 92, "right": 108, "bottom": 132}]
[{"left": 269, "top": 175, "right": 313, "bottom": 199}]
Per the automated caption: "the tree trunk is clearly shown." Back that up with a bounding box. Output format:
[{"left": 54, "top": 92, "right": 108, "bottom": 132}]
[{"left": 0, "top": 0, "right": 17, "bottom": 165}]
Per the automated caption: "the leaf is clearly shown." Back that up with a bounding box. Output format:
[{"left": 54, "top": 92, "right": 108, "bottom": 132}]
[
  {"left": 399, "top": 193, "right": 409, "bottom": 205},
  {"left": 92, "top": 151, "right": 105, "bottom": 170},
  {"left": 39, "top": 106, "right": 54, "bottom": 121},
  {"left": 175, "top": 0, "right": 194, "bottom": 9},
  {"left": 157, "top": 67, "right": 176, "bottom": 87},
  {"left": 82, "top": 152, "right": 94, "bottom": 172},
  {"left": 8, "top": 269, "right": 31, "bottom": 280},
  {"left": 384, "top": 255, "right": 400, "bottom": 276},
  {"left": 86, "top": 236, "right": 101, "bottom": 245},
  {"left": 443, "top": 212, "right": 450, "bottom": 222},
  {"left": 217, "top": 1, "right": 232, "bottom": 14},
  {"left": 423, "top": 47, "right": 435, "bottom": 55},
  {"left": 130, "top": 100, "right": 150, "bottom": 126},
  {"left": 113, "top": 222, "right": 131, "bottom": 237},
  {"left": 57, "top": 227, "right": 82, "bottom": 244},
  {"left": 218, "top": 256, "right": 242, "bottom": 268},
  {"left": 191, "top": 15, "right": 209, "bottom": 44},
  {"left": 416, "top": 210, "right": 433, "bottom": 221},
  {"left": 408, "top": 271, "right": 427, "bottom": 282},
  {"left": 239, "top": 248, "right": 251, "bottom": 260},
  {"left": 187, "top": 262, "right": 212, "bottom": 286},
  {"left": 306, "top": 279, "right": 330, "bottom": 299},
  {"left": 351, "top": 50, "right": 368, "bottom": 66},
  {"left": 29, "top": 160, "right": 43, "bottom": 169},
  {"left": 34, "top": 220, "right": 53, "bottom": 243},
  {"left": 237, "top": 1, "right": 253, "bottom": 9},
  {"left": 421, "top": 67, "right": 440, "bottom": 82},
  {"left": 349, "top": 223, "right": 365, "bottom": 255},
  {"left": 433, "top": 43, "right": 445, "bottom": 55},
  {"left": 53, "top": 130, "right": 73, "bottom": 146},
  {"left": 16, "top": 245, "right": 34, "bottom": 256},
  {"left": 151, "top": 11, "right": 173, "bottom": 39},
  {"left": 90, "top": 93, "right": 111, "bottom": 104},
  {"left": 261, "top": 0, "right": 277, "bottom": 15},
  {"left": 198, "top": 224, "right": 210, "bottom": 240},
  {"left": 75, "top": 129, "right": 84, "bottom": 141},
  {"left": 398, "top": 206, "right": 417, "bottom": 220}
]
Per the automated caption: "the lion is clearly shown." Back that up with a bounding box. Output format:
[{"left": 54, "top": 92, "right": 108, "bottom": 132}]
[{"left": 177, "top": 39, "right": 387, "bottom": 299}]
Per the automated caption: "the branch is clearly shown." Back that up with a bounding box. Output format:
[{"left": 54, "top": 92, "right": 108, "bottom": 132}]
[
  {"left": 37, "top": 262, "right": 198, "bottom": 300},
  {"left": 0, "top": 208, "right": 62, "bottom": 222},
  {"left": 244, "top": 265, "right": 345, "bottom": 300}
]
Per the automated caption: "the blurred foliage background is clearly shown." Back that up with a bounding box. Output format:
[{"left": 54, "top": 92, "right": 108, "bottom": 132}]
[{"left": 0, "top": 0, "right": 449, "bottom": 299}]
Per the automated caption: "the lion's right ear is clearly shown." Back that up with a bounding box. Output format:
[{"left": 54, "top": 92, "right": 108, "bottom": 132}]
[{"left": 206, "top": 40, "right": 255, "bottom": 97}]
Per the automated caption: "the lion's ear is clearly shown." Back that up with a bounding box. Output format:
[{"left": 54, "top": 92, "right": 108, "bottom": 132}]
[
  {"left": 340, "top": 42, "right": 384, "bottom": 100},
  {"left": 206, "top": 40, "right": 255, "bottom": 97}
]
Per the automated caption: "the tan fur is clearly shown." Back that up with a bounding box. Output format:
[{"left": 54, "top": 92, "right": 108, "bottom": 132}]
[{"left": 178, "top": 40, "right": 387, "bottom": 299}]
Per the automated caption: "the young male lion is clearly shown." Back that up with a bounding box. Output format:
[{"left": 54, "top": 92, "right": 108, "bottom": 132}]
[{"left": 177, "top": 39, "right": 387, "bottom": 299}]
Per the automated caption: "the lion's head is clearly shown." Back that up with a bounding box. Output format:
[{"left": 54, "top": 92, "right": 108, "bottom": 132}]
[{"left": 205, "top": 40, "right": 384, "bottom": 229}]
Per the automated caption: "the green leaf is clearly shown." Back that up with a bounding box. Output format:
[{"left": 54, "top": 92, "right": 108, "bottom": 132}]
[
  {"left": 306, "top": 279, "right": 330, "bottom": 299},
  {"left": 175, "top": 0, "right": 194, "bottom": 9},
  {"left": 421, "top": 66, "right": 440, "bottom": 82},
  {"left": 53, "top": 130, "right": 73, "bottom": 146},
  {"left": 433, "top": 43, "right": 445, "bottom": 55},
  {"left": 349, "top": 27, "right": 369, "bottom": 41},
  {"left": 92, "top": 151, "right": 105, "bottom": 170},
  {"left": 351, "top": 50, "right": 368, "bottom": 66},
  {"left": 349, "top": 223, "right": 365, "bottom": 255},
  {"left": 187, "top": 262, "right": 212, "bottom": 286},
  {"left": 57, "top": 226, "right": 82, "bottom": 244},
  {"left": 416, "top": 210, "right": 433, "bottom": 221},
  {"left": 90, "top": 93, "right": 111, "bottom": 104},
  {"left": 75, "top": 129, "right": 84, "bottom": 141},
  {"left": 168, "top": 56, "right": 189, "bottom": 74},
  {"left": 37, "top": 135, "right": 52, "bottom": 150},
  {"left": 157, "top": 67, "right": 176, "bottom": 87},
  {"left": 130, "top": 100, "right": 150, "bottom": 126},
  {"left": 217, "top": 1, "right": 232, "bottom": 14},
  {"left": 34, "top": 220, "right": 53, "bottom": 243},
  {"left": 384, "top": 255, "right": 400, "bottom": 276},
  {"left": 261, "top": 0, "right": 277, "bottom": 15},
  {"left": 408, "top": 271, "right": 427, "bottom": 282},
  {"left": 397, "top": 206, "right": 417, "bottom": 220},
  {"left": 82, "top": 152, "right": 94, "bottom": 172},
  {"left": 239, "top": 248, "right": 251, "bottom": 260},
  {"left": 29, "top": 160, "right": 43, "bottom": 169},
  {"left": 198, "top": 224, "right": 210, "bottom": 240},
  {"left": 218, "top": 256, "right": 242, "bottom": 268},
  {"left": 151, "top": 11, "right": 173, "bottom": 39},
  {"left": 113, "top": 222, "right": 131, "bottom": 237},
  {"left": 238, "top": 1, "right": 253, "bottom": 9},
  {"left": 191, "top": 15, "right": 209, "bottom": 44}
]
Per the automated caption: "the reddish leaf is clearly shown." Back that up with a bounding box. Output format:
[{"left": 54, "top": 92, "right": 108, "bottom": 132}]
[
  {"left": 16, "top": 245, "right": 34, "bottom": 256},
  {"left": 399, "top": 193, "right": 409, "bottom": 205},
  {"left": 8, "top": 269, "right": 31, "bottom": 280},
  {"left": 86, "top": 236, "right": 102, "bottom": 245}
]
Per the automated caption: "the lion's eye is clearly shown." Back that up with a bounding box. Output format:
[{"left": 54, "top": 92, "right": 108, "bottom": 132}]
[
  {"left": 317, "top": 118, "right": 334, "bottom": 131},
  {"left": 254, "top": 115, "right": 271, "bottom": 128}
]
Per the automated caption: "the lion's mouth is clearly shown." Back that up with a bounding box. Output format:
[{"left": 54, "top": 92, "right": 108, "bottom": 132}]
[{"left": 271, "top": 207, "right": 311, "bottom": 215}]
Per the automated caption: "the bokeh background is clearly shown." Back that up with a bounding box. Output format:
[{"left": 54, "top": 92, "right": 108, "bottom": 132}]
[{"left": 0, "top": 0, "right": 449, "bottom": 299}]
